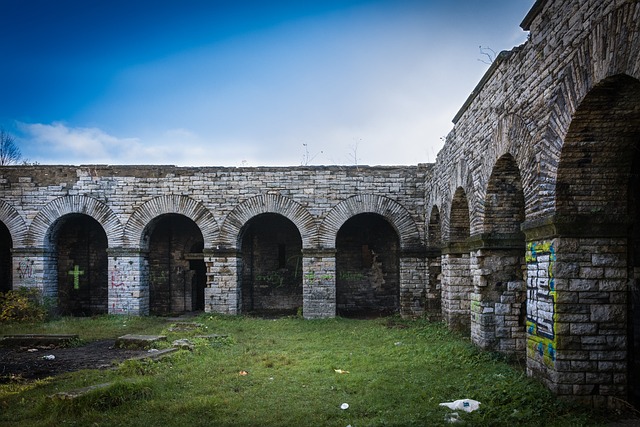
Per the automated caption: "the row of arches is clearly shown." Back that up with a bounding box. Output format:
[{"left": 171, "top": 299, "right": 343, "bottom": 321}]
[
  {"left": 427, "top": 74, "right": 640, "bottom": 407},
  {"left": 1, "top": 194, "right": 413, "bottom": 318}
]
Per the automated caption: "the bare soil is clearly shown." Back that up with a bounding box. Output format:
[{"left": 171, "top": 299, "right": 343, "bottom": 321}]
[{"left": 0, "top": 340, "right": 150, "bottom": 382}]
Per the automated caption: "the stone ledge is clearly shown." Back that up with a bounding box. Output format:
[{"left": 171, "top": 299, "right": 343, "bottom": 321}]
[{"left": 115, "top": 334, "right": 167, "bottom": 350}]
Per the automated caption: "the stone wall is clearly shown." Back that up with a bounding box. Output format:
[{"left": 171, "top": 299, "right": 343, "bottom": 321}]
[
  {"left": 426, "top": 0, "right": 640, "bottom": 408},
  {"left": 0, "top": 164, "right": 429, "bottom": 319}
]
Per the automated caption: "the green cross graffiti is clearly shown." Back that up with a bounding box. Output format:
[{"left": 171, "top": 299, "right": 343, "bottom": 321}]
[{"left": 68, "top": 265, "right": 84, "bottom": 290}]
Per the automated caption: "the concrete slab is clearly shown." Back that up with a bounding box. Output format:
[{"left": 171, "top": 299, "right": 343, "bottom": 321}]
[{"left": 115, "top": 334, "right": 167, "bottom": 350}]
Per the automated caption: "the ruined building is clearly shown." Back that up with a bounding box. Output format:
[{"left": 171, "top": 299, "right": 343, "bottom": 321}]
[{"left": 0, "top": 0, "right": 638, "bottom": 409}]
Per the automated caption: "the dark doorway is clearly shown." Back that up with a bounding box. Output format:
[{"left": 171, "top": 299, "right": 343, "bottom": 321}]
[
  {"left": 54, "top": 214, "right": 108, "bottom": 316},
  {"left": 147, "top": 214, "right": 206, "bottom": 315},
  {"left": 336, "top": 213, "right": 400, "bottom": 317},
  {"left": 239, "top": 213, "right": 303, "bottom": 316},
  {"left": 0, "top": 222, "right": 11, "bottom": 293}
]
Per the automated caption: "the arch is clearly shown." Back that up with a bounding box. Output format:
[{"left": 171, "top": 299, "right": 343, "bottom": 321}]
[
  {"left": 335, "top": 213, "right": 400, "bottom": 317},
  {"left": 556, "top": 74, "right": 640, "bottom": 218},
  {"left": 51, "top": 213, "right": 109, "bottom": 316},
  {"left": 238, "top": 213, "right": 303, "bottom": 315},
  {"left": 541, "top": 2, "right": 640, "bottom": 212},
  {"left": 483, "top": 153, "right": 526, "bottom": 235},
  {"left": 219, "top": 194, "right": 316, "bottom": 249},
  {"left": 427, "top": 205, "right": 442, "bottom": 247},
  {"left": 319, "top": 194, "right": 421, "bottom": 250},
  {"left": 146, "top": 213, "right": 206, "bottom": 315},
  {"left": 0, "top": 200, "right": 27, "bottom": 247},
  {"left": 125, "top": 195, "right": 218, "bottom": 250},
  {"left": 552, "top": 73, "right": 640, "bottom": 406},
  {"left": 448, "top": 187, "right": 470, "bottom": 243},
  {"left": 28, "top": 195, "right": 123, "bottom": 248}
]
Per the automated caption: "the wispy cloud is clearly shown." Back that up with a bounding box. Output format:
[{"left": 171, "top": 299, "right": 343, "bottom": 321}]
[{"left": 17, "top": 122, "right": 262, "bottom": 166}]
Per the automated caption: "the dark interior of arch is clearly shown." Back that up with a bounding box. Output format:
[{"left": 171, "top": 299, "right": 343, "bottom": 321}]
[
  {"left": 55, "top": 214, "right": 108, "bottom": 316},
  {"left": 559, "top": 74, "right": 640, "bottom": 407},
  {"left": 240, "top": 213, "right": 303, "bottom": 316},
  {"left": 450, "top": 188, "right": 470, "bottom": 242},
  {"left": 428, "top": 206, "right": 441, "bottom": 247},
  {"left": 336, "top": 213, "right": 400, "bottom": 317},
  {"left": 148, "top": 214, "right": 206, "bottom": 315},
  {"left": 485, "top": 153, "right": 525, "bottom": 236},
  {"left": 0, "top": 222, "right": 12, "bottom": 293}
]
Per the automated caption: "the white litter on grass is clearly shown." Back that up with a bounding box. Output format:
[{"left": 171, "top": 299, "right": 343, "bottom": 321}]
[
  {"left": 340, "top": 403, "right": 349, "bottom": 410},
  {"left": 444, "top": 412, "right": 461, "bottom": 423},
  {"left": 439, "top": 399, "right": 481, "bottom": 413},
  {"left": 42, "top": 355, "right": 55, "bottom": 360}
]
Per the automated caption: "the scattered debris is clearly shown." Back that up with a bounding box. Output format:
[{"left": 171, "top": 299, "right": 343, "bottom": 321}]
[
  {"left": 334, "top": 369, "right": 350, "bottom": 374},
  {"left": 239, "top": 370, "right": 249, "bottom": 376},
  {"left": 444, "top": 412, "right": 462, "bottom": 423},
  {"left": 42, "top": 355, "right": 55, "bottom": 360},
  {"left": 439, "top": 399, "right": 481, "bottom": 413},
  {"left": 340, "top": 403, "right": 349, "bottom": 410}
]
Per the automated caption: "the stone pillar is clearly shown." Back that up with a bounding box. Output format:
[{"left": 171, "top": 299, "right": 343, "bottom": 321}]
[
  {"left": 204, "top": 248, "right": 240, "bottom": 315},
  {"left": 524, "top": 218, "right": 630, "bottom": 407},
  {"left": 12, "top": 247, "right": 47, "bottom": 293},
  {"left": 399, "top": 249, "right": 427, "bottom": 318},
  {"left": 469, "top": 235, "right": 526, "bottom": 357},
  {"left": 302, "top": 249, "right": 336, "bottom": 319},
  {"left": 107, "top": 248, "right": 148, "bottom": 316},
  {"left": 441, "top": 242, "right": 472, "bottom": 332}
]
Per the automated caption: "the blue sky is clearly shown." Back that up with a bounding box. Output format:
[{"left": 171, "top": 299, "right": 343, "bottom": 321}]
[{"left": 0, "top": 0, "right": 534, "bottom": 166}]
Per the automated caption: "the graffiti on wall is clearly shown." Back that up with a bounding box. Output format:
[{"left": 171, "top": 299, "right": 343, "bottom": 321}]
[
  {"left": 16, "top": 258, "right": 35, "bottom": 286},
  {"left": 526, "top": 241, "right": 556, "bottom": 366},
  {"left": 111, "top": 262, "right": 134, "bottom": 314}
]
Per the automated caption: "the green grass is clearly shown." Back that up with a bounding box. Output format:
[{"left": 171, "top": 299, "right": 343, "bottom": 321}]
[{"left": 0, "top": 315, "right": 612, "bottom": 426}]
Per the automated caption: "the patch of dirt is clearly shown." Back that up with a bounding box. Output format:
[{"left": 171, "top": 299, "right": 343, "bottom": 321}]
[{"left": 0, "top": 340, "right": 150, "bottom": 382}]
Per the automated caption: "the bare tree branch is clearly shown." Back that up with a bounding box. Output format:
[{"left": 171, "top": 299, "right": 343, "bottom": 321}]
[
  {"left": 0, "top": 128, "right": 22, "bottom": 165},
  {"left": 478, "top": 46, "right": 496, "bottom": 65}
]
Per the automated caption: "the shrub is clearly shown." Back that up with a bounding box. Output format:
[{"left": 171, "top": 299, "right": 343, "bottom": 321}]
[{"left": 0, "top": 287, "right": 48, "bottom": 322}]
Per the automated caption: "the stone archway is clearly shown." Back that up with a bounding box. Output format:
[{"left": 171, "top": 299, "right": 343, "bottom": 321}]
[
  {"left": 471, "top": 154, "right": 526, "bottom": 357},
  {"left": 46, "top": 214, "right": 109, "bottom": 316},
  {"left": 442, "top": 187, "right": 472, "bottom": 332},
  {"left": 335, "top": 213, "right": 400, "bottom": 317},
  {"left": 146, "top": 214, "right": 206, "bottom": 315},
  {"left": 239, "top": 213, "right": 303, "bottom": 315},
  {"left": 538, "top": 74, "right": 640, "bottom": 407}
]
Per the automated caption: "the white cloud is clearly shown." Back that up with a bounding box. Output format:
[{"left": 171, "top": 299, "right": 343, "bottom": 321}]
[{"left": 17, "top": 122, "right": 263, "bottom": 166}]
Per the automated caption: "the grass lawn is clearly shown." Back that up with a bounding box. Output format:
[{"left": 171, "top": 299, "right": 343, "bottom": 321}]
[{"left": 0, "top": 315, "right": 615, "bottom": 426}]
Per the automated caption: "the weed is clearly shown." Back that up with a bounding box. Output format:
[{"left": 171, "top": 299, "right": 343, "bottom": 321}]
[{"left": 0, "top": 287, "right": 48, "bottom": 322}]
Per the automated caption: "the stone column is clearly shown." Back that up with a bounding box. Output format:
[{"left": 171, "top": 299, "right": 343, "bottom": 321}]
[
  {"left": 523, "top": 217, "right": 630, "bottom": 407},
  {"left": 302, "top": 249, "right": 336, "bottom": 319},
  {"left": 107, "top": 248, "right": 148, "bottom": 316},
  {"left": 441, "top": 242, "right": 472, "bottom": 332},
  {"left": 204, "top": 248, "right": 240, "bottom": 315},
  {"left": 469, "top": 234, "right": 526, "bottom": 357},
  {"left": 399, "top": 248, "right": 427, "bottom": 318},
  {"left": 12, "top": 247, "right": 47, "bottom": 293}
]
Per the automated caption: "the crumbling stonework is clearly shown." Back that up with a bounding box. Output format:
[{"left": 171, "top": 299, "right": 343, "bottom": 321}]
[{"left": 0, "top": 0, "right": 638, "bottom": 410}]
